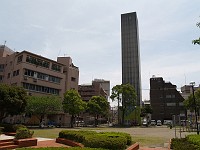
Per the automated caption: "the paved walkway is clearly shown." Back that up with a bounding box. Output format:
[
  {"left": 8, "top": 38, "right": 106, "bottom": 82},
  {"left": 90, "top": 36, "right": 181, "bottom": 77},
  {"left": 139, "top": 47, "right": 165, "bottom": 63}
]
[{"left": 0, "top": 134, "right": 169, "bottom": 149}]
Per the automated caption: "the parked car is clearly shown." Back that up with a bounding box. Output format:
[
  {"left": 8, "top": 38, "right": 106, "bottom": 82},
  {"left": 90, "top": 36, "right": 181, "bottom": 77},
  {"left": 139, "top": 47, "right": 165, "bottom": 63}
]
[
  {"left": 142, "top": 118, "right": 148, "bottom": 127},
  {"left": 163, "top": 120, "right": 172, "bottom": 125},
  {"left": 157, "top": 120, "right": 162, "bottom": 126},
  {"left": 150, "top": 120, "right": 156, "bottom": 126}
]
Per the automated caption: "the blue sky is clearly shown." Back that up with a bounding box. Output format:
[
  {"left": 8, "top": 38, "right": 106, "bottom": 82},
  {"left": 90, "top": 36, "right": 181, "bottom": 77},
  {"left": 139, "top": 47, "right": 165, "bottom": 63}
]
[{"left": 0, "top": 0, "right": 199, "bottom": 105}]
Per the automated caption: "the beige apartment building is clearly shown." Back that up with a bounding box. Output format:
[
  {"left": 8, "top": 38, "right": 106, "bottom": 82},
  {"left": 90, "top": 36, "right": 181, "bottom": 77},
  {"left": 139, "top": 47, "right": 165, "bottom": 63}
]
[
  {"left": 0, "top": 45, "right": 79, "bottom": 126},
  {"left": 78, "top": 79, "right": 110, "bottom": 102}
]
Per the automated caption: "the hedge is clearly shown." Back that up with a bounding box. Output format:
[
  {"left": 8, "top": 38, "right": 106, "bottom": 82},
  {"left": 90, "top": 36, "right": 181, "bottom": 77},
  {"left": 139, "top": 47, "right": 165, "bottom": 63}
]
[
  {"left": 59, "top": 130, "right": 95, "bottom": 143},
  {"left": 171, "top": 135, "right": 200, "bottom": 150},
  {"left": 0, "top": 123, "right": 26, "bottom": 132},
  {"left": 83, "top": 134, "right": 127, "bottom": 150},
  {"left": 58, "top": 130, "right": 132, "bottom": 150}
]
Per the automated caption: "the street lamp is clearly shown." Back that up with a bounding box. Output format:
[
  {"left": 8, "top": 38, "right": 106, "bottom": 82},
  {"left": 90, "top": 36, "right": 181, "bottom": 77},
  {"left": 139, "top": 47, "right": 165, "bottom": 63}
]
[{"left": 190, "top": 81, "right": 199, "bottom": 135}]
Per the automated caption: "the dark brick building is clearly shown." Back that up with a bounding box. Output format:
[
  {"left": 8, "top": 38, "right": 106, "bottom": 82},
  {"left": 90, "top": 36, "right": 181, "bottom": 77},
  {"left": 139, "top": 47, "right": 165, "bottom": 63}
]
[{"left": 150, "top": 76, "right": 186, "bottom": 122}]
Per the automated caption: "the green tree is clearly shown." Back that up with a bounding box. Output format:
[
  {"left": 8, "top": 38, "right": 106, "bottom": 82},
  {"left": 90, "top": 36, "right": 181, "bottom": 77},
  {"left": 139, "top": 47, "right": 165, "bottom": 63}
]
[
  {"left": 111, "top": 84, "right": 137, "bottom": 126},
  {"left": 0, "top": 84, "right": 27, "bottom": 122},
  {"left": 183, "top": 89, "right": 200, "bottom": 113},
  {"left": 63, "top": 89, "right": 86, "bottom": 128},
  {"left": 140, "top": 105, "right": 153, "bottom": 117},
  {"left": 110, "top": 85, "right": 122, "bottom": 124},
  {"left": 121, "top": 84, "right": 137, "bottom": 126},
  {"left": 25, "top": 95, "right": 62, "bottom": 126},
  {"left": 192, "top": 20, "right": 200, "bottom": 45},
  {"left": 87, "top": 96, "right": 109, "bottom": 126}
]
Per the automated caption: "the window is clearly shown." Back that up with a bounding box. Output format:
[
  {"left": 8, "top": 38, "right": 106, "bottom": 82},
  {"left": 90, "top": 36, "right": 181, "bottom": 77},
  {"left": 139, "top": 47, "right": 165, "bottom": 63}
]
[
  {"left": 7, "top": 73, "right": 10, "bottom": 78},
  {"left": 166, "top": 95, "right": 171, "bottom": 98},
  {"left": 26, "top": 55, "right": 50, "bottom": 68},
  {"left": 24, "top": 69, "right": 61, "bottom": 83},
  {"left": 13, "top": 70, "right": 19, "bottom": 77},
  {"left": 179, "top": 102, "right": 184, "bottom": 106},
  {"left": 71, "top": 77, "right": 76, "bottom": 82},
  {"left": 0, "top": 75, "right": 3, "bottom": 81},
  {"left": 17, "top": 55, "right": 23, "bottom": 63},
  {"left": 23, "top": 83, "right": 59, "bottom": 95},
  {"left": 51, "top": 63, "right": 61, "bottom": 72},
  {"left": 166, "top": 103, "right": 176, "bottom": 106},
  {"left": 0, "top": 64, "right": 4, "bottom": 72},
  {"left": 13, "top": 71, "right": 16, "bottom": 77}
]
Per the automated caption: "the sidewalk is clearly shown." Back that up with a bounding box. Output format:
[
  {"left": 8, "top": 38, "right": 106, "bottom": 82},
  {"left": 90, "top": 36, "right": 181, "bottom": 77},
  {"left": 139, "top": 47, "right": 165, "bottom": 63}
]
[{"left": 0, "top": 134, "right": 168, "bottom": 149}]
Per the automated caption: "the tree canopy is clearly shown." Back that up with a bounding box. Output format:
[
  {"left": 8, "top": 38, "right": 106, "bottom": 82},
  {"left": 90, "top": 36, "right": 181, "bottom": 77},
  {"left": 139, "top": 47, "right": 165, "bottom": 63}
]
[
  {"left": 87, "top": 96, "right": 109, "bottom": 126},
  {"left": 111, "top": 84, "right": 137, "bottom": 125},
  {"left": 63, "top": 89, "right": 86, "bottom": 128},
  {"left": 183, "top": 88, "right": 200, "bottom": 112},
  {"left": 193, "top": 20, "right": 200, "bottom": 45},
  {"left": 25, "top": 95, "right": 62, "bottom": 124},
  {"left": 0, "top": 84, "right": 27, "bottom": 122},
  {"left": 140, "top": 105, "right": 153, "bottom": 117}
]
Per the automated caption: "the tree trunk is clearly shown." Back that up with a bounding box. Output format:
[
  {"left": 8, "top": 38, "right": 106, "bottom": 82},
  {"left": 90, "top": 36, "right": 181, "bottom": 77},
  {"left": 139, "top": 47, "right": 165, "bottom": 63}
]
[
  {"left": 122, "top": 108, "right": 125, "bottom": 126},
  {"left": 70, "top": 115, "right": 75, "bottom": 128}
]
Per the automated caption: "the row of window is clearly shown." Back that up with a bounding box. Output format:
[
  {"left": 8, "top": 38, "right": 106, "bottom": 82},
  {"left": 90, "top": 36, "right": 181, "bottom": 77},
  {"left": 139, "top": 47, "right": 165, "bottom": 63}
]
[
  {"left": 25, "top": 55, "right": 62, "bottom": 72},
  {"left": 24, "top": 69, "right": 61, "bottom": 83},
  {"left": 26, "top": 55, "right": 50, "bottom": 68},
  {"left": 7, "top": 69, "right": 20, "bottom": 78},
  {"left": 23, "top": 82, "right": 59, "bottom": 95}
]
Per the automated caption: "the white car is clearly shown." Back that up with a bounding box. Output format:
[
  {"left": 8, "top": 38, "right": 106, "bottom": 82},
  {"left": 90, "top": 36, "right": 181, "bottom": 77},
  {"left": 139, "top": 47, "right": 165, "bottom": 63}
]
[
  {"left": 150, "top": 120, "right": 156, "bottom": 126},
  {"left": 157, "top": 120, "right": 162, "bottom": 126}
]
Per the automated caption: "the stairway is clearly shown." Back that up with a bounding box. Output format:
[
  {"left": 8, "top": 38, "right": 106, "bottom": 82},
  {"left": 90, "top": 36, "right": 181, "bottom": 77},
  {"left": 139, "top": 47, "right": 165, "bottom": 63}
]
[{"left": 0, "top": 139, "right": 18, "bottom": 150}]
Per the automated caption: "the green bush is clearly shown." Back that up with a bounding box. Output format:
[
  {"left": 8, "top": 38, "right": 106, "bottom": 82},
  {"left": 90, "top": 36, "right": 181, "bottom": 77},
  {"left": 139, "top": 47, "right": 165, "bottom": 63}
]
[
  {"left": 58, "top": 130, "right": 132, "bottom": 150},
  {"left": 99, "top": 132, "right": 132, "bottom": 145},
  {"left": 0, "top": 124, "right": 27, "bottom": 132},
  {"left": 17, "top": 147, "right": 107, "bottom": 150},
  {"left": 0, "top": 123, "right": 14, "bottom": 132},
  {"left": 59, "top": 130, "right": 95, "bottom": 143},
  {"left": 13, "top": 124, "right": 27, "bottom": 132},
  {"left": 187, "top": 134, "right": 200, "bottom": 147},
  {"left": 171, "top": 138, "right": 200, "bottom": 150},
  {"left": 15, "top": 127, "right": 34, "bottom": 139},
  {"left": 83, "top": 134, "right": 127, "bottom": 150}
]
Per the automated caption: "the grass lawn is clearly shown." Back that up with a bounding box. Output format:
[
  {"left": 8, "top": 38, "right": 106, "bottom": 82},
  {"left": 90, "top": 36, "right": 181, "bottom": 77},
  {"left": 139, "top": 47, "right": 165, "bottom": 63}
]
[
  {"left": 31, "top": 127, "right": 169, "bottom": 147},
  {"left": 132, "top": 136, "right": 168, "bottom": 147}
]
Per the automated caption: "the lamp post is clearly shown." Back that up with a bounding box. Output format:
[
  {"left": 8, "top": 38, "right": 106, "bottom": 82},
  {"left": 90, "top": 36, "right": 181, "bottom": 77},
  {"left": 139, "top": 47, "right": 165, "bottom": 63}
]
[{"left": 190, "top": 81, "right": 199, "bottom": 135}]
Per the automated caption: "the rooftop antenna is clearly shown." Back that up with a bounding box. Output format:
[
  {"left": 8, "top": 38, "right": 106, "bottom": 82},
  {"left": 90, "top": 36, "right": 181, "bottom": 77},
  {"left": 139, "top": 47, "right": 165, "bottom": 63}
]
[
  {"left": 3, "top": 41, "right": 6, "bottom": 47},
  {"left": 184, "top": 73, "right": 187, "bottom": 85},
  {"left": 57, "top": 49, "right": 61, "bottom": 57}
]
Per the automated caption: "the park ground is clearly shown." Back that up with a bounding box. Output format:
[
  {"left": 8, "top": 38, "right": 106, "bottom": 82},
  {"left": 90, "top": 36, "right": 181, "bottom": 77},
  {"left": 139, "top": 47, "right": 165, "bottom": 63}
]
[{"left": 31, "top": 125, "right": 195, "bottom": 148}]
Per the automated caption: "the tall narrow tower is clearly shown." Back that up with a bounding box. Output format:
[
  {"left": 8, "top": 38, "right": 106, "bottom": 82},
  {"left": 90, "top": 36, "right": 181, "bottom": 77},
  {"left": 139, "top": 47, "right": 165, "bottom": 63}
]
[{"left": 121, "top": 12, "right": 142, "bottom": 106}]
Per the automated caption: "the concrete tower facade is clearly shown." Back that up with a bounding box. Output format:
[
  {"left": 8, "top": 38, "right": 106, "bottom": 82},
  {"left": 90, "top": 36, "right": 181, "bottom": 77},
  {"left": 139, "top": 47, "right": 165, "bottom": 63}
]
[{"left": 121, "top": 12, "right": 142, "bottom": 106}]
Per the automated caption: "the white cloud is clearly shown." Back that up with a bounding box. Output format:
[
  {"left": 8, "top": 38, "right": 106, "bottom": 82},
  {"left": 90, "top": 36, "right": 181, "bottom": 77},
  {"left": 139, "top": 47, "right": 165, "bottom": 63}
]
[{"left": 0, "top": 0, "right": 200, "bottom": 101}]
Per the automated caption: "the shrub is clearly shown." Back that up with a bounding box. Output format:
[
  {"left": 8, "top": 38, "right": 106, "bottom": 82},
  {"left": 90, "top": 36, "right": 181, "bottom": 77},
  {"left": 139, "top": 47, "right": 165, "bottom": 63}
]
[
  {"left": 13, "top": 124, "right": 27, "bottom": 131},
  {"left": 15, "top": 127, "right": 34, "bottom": 139},
  {"left": 187, "top": 134, "right": 200, "bottom": 147},
  {"left": 83, "top": 134, "right": 127, "bottom": 150},
  {"left": 0, "top": 124, "right": 27, "bottom": 132},
  {"left": 99, "top": 132, "right": 132, "bottom": 145},
  {"left": 0, "top": 123, "right": 14, "bottom": 132},
  {"left": 59, "top": 130, "right": 95, "bottom": 143},
  {"left": 171, "top": 138, "right": 199, "bottom": 150},
  {"left": 58, "top": 130, "right": 132, "bottom": 150}
]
